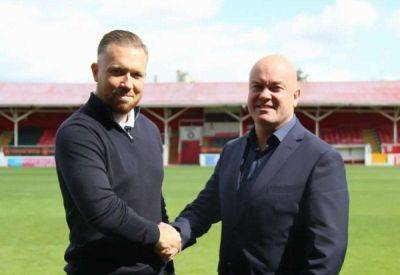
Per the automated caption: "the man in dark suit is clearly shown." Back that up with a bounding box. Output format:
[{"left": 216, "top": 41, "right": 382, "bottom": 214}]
[
  {"left": 172, "top": 55, "right": 349, "bottom": 274},
  {"left": 55, "top": 30, "right": 180, "bottom": 274}
]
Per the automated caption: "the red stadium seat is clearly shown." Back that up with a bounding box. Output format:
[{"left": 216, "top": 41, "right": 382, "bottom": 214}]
[
  {"left": 37, "top": 129, "right": 57, "bottom": 146},
  {"left": 320, "top": 127, "right": 364, "bottom": 144}
]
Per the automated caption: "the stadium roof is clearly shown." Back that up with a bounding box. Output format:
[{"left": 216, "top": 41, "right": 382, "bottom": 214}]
[{"left": 1, "top": 81, "right": 400, "bottom": 108}]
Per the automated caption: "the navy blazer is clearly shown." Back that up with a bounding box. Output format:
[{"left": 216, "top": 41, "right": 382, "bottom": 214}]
[{"left": 175, "top": 120, "right": 349, "bottom": 275}]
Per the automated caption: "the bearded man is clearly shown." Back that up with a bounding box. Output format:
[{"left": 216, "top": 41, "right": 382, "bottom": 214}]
[{"left": 55, "top": 30, "right": 180, "bottom": 275}]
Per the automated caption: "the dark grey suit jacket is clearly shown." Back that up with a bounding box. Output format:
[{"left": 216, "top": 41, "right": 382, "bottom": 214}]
[{"left": 174, "top": 120, "right": 349, "bottom": 275}]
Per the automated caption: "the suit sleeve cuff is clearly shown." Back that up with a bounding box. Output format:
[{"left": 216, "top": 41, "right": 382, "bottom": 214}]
[
  {"left": 146, "top": 222, "right": 160, "bottom": 248},
  {"left": 172, "top": 217, "right": 195, "bottom": 249}
]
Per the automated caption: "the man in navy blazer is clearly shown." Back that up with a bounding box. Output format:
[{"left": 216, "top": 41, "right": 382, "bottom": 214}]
[{"left": 172, "top": 55, "right": 349, "bottom": 274}]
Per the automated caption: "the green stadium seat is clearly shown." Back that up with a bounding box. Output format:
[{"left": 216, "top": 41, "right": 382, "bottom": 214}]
[{"left": 18, "top": 126, "right": 43, "bottom": 145}]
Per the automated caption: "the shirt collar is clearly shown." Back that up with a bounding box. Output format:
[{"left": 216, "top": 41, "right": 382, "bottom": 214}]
[
  {"left": 273, "top": 115, "right": 297, "bottom": 142},
  {"left": 115, "top": 108, "right": 136, "bottom": 129},
  {"left": 247, "top": 115, "right": 297, "bottom": 150}
]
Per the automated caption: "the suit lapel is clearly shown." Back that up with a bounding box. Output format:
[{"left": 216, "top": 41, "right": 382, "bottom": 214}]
[
  {"left": 220, "top": 135, "right": 248, "bottom": 227},
  {"left": 237, "top": 121, "right": 305, "bottom": 219}
]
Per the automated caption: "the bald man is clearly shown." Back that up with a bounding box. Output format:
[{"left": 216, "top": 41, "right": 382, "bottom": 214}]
[{"left": 172, "top": 55, "right": 349, "bottom": 274}]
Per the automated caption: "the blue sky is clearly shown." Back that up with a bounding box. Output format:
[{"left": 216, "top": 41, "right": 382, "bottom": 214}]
[{"left": 0, "top": 0, "right": 399, "bottom": 83}]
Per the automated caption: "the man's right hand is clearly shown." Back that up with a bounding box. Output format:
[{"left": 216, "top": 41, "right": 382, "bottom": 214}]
[{"left": 156, "top": 222, "right": 181, "bottom": 262}]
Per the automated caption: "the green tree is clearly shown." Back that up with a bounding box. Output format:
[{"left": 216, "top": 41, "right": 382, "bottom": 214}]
[
  {"left": 176, "top": 70, "right": 188, "bottom": 82},
  {"left": 296, "top": 68, "right": 309, "bottom": 82}
]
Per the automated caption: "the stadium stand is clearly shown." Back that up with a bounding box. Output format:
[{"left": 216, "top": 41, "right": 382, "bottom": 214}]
[
  {"left": 1, "top": 81, "right": 399, "bottom": 165},
  {"left": 9, "top": 125, "right": 394, "bottom": 149},
  {"left": 306, "top": 126, "right": 399, "bottom": 150}
]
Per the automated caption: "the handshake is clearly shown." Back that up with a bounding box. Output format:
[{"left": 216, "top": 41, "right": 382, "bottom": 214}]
[{"left": 156, "top": 222, "right": 182, "bottom": 262}]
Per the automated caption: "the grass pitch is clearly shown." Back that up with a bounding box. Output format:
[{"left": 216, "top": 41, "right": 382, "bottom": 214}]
[{"left": 0, "top": 166, "right": 399, "bottom": 274}]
